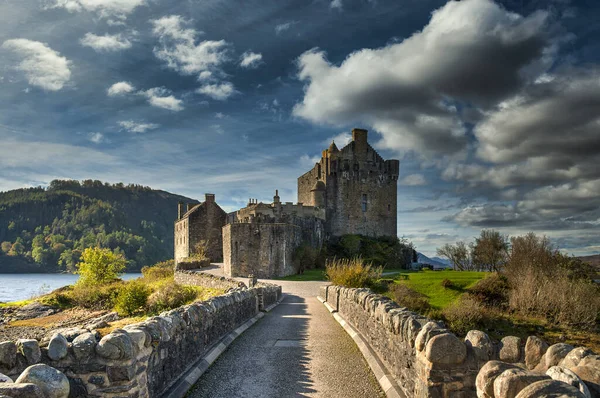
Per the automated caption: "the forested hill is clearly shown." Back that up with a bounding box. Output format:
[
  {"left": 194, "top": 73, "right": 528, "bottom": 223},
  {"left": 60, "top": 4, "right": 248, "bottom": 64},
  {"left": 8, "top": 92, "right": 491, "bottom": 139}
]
[{"left": 0, "top": 180, "right": 197, "bottom": 273}]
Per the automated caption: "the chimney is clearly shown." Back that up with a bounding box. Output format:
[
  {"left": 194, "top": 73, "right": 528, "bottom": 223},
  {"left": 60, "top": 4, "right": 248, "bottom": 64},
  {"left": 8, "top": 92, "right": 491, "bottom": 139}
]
[
  {"left": 205, "top": 193, "right": 215, "bottom": 203},
  {"left": 274, "top": 189, "right": 280, "bottom": 204},
  {"left": 177, "top": 202, "right": 184, "bottom": 220},
  {"left": 352, "top": 128, "right": 368, "bottom": 157}
]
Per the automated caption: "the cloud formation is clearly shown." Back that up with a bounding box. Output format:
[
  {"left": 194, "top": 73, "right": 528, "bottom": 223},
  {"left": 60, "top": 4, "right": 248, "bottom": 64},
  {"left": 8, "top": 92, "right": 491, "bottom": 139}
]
[
  {"left": 142, "top": 87, "right": 184, "bottom": 111},
  {"left": 107, "top": 81, "right": 135, "bottom": 96},
  {"left": 151, "top": 15, "right": 230, "bottom": 78},
  {"left": 401, "top": 174, "right": 426, "bottom": 186},
  {"left": 80, "top": 33, "right": 132, "bottom": 52},
  {"left": 47, "top": 0, "right": 145, "bottom": 18},
  {"left": 196, "top": 82, "right": 236, "bottom": 101},
  {"left": 118, "top": 120, "right": 159, "bottom": 133},
  {"left": 2, "top": 39, "right": 71, "bottom": 91},
  {"left": 240, "top": 51, "right": 263, "bottom": 68},
  {"left": 293, "top": 0, "right": 551, "bottom": 157}
]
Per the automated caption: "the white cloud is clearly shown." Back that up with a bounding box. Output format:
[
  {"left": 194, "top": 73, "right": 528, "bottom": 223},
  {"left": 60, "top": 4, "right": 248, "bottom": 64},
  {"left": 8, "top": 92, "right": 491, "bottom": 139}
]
[
  {"left": 142, "top": 87, "right": 184, "bottom": 111},
  {"left": 107, "top": 81, "right": 135, "bottom": 96},
  {"left": 89, "top": 132, "right": 105, "bottom": 144},
  {"left": 2, "top": 39, "right": 71, "bottom": 91},
  {"left": 215, "top": 112, "right": 225, "bottom": 119},
  {"left": 118, "top": 120, "right": 159, "bottom": 133},
  {"left": 300, "top": 154, "right": 321, "bottom": 168},
  {"left": 211, "top": 124, "right": 224, "bottom": 134},
  {"left": 196, "top": 82, "right": 236, "bottom": 101},
  {"left": 80, "top": 33, "right": 131, "bottom": 52},
  {"left": 151, "top": 15, "right": 230, "bottom": 78},
  {"left": 275, "top": 21, "right": 296, "bottom": 35},
  {"left": 293, "top": 0, "right": 551, "bottom": 157},
  {"left": 401, "top": 174, "right": 427, "bottom": 186},
  {"left": 47, "top": 0, "right": 145, "bottom": 18},
  {"left": 330, "top": 0, "right": 343, "bottom": 10},
  {"left": 323, "top": 131, "right": 351, "bottom": 148},
  {"left": 240, "top": 51, "right": 263, "bottom": 68}
]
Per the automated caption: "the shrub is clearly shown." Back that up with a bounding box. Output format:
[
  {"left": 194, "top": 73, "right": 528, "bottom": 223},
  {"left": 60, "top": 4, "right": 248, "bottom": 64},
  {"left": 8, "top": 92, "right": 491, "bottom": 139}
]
[
  {"left": 293, "top": 244, "right": 318, "bottom": 273},
  {"left": 142, "top": 260, "right": 174, "bottom": 280},
  {"left": 468, "top": 273, "right": 509, "bottom": 308},
  {"left": 441, "top": 279, "right": 454, "bottom": 289},
  {"left": 114, "top": 281, "right": 151, "bottom": 316},
  {"left": 389, "top": 283, "right": 431, "bottom": 313},
  {"left": 76, "top": 247, "right": 126, "bottom": 286},
  {"left": 70, "top": 281, "right": 123, "bottom": 309},
  {"left": 147, "top": 283, "right": 198, "bottom": 314},
  {"left": 325, "top": 257, "right": 382, "bottom": 288},
  {"left": 442, "top": 296, "right": 488, "bottom": 336}
]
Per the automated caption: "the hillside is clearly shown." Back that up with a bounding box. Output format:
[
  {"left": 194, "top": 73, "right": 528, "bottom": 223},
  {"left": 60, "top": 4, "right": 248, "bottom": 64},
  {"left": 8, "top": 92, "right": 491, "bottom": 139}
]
[
  {"left": 0, "top": 180, "right": 197, "bottom": 273},
  {"left": 578, "top": 254, "right": 600, "bottom": 269}
]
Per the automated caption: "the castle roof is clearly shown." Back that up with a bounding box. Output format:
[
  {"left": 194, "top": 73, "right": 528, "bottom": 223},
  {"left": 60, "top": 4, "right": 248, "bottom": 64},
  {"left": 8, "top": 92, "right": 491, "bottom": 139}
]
[{"left": 328, "top": 141, "right": 339, "bottom": 152}]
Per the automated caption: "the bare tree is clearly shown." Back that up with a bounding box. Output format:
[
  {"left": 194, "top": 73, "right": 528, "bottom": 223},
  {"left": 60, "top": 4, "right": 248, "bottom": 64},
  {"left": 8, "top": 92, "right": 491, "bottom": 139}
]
[
  {"left": 471, "top": 229, "right": 509, "bottom": 272},
  {"left": 436, "top": 241, "right": 472, "bottom": 271}
]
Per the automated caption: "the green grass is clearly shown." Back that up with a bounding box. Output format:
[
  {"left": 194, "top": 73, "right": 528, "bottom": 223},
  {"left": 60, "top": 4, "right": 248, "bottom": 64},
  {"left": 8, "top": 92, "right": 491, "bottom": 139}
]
[
  {"left": 276, "top": 269, "right": 328, "bottom": 281},
  {"left": 0, "top": 299, "right": 33, "bottom": 308},
  {"left": 396, "top": 270, "right": 486, "bottom": 310}
]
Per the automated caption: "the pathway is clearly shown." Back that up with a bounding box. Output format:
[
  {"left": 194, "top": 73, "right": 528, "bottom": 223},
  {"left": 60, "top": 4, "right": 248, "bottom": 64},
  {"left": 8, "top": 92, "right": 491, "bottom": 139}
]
[{"left": 188, "top": 278, "right": 384, "bottom": 398}]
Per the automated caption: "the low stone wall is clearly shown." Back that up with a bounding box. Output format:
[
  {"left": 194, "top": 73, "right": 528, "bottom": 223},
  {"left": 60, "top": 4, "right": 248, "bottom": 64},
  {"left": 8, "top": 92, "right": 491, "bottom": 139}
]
[
  {"left": 322, "top": 285, "right": 599, "bottom": 398},
  {"left": 0, "top": 285, "right": 280, "bottom": 397},
  {"left": 322, "top": 285, "right": 480, "bottom": 397},
  {"left": 174, "top": 269, "right": 243, "bottom": 290},
  {"left": 175, "top": 270, "right": 283, "bottom": 311}
]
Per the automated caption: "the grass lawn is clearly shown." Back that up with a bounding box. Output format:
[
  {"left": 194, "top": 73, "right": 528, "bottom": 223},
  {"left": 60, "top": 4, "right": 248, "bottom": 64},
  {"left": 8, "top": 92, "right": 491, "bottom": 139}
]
[
  {"left": 276, "top": 269, "right": 328, "bottom": 281},
  {"left": 397, "top": 270, "right": 487, "bottom": 310}
]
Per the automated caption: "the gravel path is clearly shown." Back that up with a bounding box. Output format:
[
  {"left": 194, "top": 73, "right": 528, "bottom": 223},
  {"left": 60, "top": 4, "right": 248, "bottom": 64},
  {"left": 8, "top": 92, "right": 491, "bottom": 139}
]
[{"left": 188, "top": 279, "right": 384, "bottom": 398}]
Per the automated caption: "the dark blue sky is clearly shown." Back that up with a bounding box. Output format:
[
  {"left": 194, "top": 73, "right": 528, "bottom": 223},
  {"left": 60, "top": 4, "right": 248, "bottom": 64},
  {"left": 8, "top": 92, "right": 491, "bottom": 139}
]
[{"left": 1, "top": 0, "right": 599, "bottom": 256}]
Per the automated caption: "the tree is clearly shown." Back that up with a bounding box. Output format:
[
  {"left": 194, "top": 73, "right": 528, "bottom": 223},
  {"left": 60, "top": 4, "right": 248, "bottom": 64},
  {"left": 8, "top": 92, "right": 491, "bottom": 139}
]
[
  {"left": 471, "top": 229, "right": 509, "bottom": 272},
  {"left": 76, "top": 247, "right": 126, "bottom": 285},
  {"left": 0, "top": 242, "right": 11, "bottom": 254},
  {"left": 436, "top": 242, "right": 472, "bottom": 271}
]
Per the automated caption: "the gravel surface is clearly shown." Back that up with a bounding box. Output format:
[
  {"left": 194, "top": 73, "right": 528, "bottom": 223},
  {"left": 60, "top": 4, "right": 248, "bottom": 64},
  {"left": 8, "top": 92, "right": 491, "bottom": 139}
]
[{"left": 188, "top": 279, "right": 384, "bottom": 398}]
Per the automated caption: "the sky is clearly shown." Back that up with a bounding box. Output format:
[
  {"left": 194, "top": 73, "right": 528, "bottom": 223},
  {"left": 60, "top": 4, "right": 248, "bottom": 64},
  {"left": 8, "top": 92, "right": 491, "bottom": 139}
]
[{"left": 1, "top": 0, "right": 599, "bottom": 257}]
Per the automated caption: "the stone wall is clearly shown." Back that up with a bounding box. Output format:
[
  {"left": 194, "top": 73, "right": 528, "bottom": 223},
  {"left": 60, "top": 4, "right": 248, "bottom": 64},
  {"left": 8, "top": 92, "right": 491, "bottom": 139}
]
[
  {"left": 174, "top": 270, "right": 242, "bottom": 290},
  {"left": 223, "top": 223, "right": 302, "bottom": 278},
  {"left": 322, "top": 285, "right": 479, "bottom": 397},
  {"left": 0, "top": 285, "right": 281, "bottom": 397}
]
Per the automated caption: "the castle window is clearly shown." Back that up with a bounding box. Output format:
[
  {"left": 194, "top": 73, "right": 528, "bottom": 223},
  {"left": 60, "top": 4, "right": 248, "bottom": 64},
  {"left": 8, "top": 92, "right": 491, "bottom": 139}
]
[{"left": 362, "top": 194, "right": 368, "bottom": 212}]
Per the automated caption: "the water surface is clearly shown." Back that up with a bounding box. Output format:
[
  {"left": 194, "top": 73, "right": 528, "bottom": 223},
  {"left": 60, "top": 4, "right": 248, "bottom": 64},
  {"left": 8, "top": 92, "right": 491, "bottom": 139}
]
[{"left": 0, "top": 273, "right": 142, "bottom": 302}]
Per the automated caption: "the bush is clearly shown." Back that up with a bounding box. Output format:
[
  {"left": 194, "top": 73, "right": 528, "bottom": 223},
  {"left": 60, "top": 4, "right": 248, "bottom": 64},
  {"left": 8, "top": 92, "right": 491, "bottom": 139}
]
[
  {"left": 147, "top": 283, "right": 198, "bottom": 314},
  {"left": 76, "top": 247, "right": 126, "bottom": 286},
  {"left": 325, "top": 257, "right": 382, "bottom": 288},
  {"left": 389, "top": 284, "right": 431, "bottom": 313},
  {"left": 442, "top": 296, "right": 488, "bottom": 336},
  {"left": 70, "top": 281, "right": 123, "bottom": 309},
  {"left": 142, "top": 260, "right": 174, "bottom": 280},
  {"left": 468, "top": 273, "right": 509, "bottom": 308},
  {"left": 441, "top": 279, "right": 454, "bottom": 289},
  {"left": 114, "top": 281, "right": 151, "bottom": 316},
  {"left": 293, "top": 244, "right": 318, "bottom": 273}
]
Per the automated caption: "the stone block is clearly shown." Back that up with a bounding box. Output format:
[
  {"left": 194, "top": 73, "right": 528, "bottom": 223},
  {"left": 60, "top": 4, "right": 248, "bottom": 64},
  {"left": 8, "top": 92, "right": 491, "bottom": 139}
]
[
  {"left": 71, "top": 332, "right": 96, "bottom": 361},
  {"left": 536, "top": 343, "right": 575, "bottom": 372},
  {"left": 425, "top": 333, "right": 467, "bottom": 365},
  {"left": 17, "top": 339, "right": 41, "bottom": 365},
  {"left": 95, "top": 332, "right": 133, "bottom": 360},
  {"left": 107, "top": 365, "right": 135, "bottom": 382},
  {"left": 465, "top": 330, "right": 494, "bottom": 362},
  {"left": 0, "top": 382, "right": 44, "bottom": 398},
  {"left": 546, "top": 366, "right": 591, "bottom": 397},
  {"left": 476, "top": 360, "right": 522, "bottom": 398},
  {"left": 560, "top": 347, "right": 594, "bottom": 370},
  {"left": 0, "top": 342, "right": 17, "bottom": 369},
  {"left": 47, "top": 333, "right": 68, "bottom": 361},
  {"left": 415, "top": 322, "right": 445, "bottom": 352},
  {"left": 15, "top": 364, "right": 70, "bottom": 398},
  {"left": 493, "top": 368, "right": 549, "bottom": 398},
  {"left": 525, "top": 336, "right": 548, "bottom": 370},
  {"left": 499, "top": 336, "right": 522, "bottom": 363},
  {"left": 571, "top": 364, "right": 600, "bottom": 397},
  {"left": 515, "top": 380, "right": 586, "bottom": 398},
  {"left": 87, "top": 374, "right": 106, "bottom": 386}
]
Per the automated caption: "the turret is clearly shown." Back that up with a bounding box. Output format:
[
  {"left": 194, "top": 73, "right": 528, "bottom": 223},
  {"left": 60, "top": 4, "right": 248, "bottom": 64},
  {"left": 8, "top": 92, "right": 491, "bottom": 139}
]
[
  {"left": 273, "top": 189, "right": 280, "bottom": 204},
  {"left": 352, "top": 128, "right": 368, "bottom": 157},
  {"left": 311, "top": 180, "right": 326, "bottom": 208}
]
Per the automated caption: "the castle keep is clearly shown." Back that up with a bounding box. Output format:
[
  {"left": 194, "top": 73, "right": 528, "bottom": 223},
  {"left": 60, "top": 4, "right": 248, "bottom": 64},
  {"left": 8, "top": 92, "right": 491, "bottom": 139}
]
[{"left": 175, "top": 128, "right": 399, "bottom": 277}]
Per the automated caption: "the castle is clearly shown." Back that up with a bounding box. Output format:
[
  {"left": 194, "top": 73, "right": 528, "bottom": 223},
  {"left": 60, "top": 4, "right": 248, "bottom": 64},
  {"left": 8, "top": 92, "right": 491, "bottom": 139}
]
[{"left": 175, "top": 128, "right": 399, "bottom": 278}]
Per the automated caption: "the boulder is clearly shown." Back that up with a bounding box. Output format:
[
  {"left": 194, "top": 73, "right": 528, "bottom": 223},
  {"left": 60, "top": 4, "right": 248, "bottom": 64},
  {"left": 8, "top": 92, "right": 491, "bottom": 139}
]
[
  {"left": 425, "top": 333, "right": 467, "bottom": 365},
  {"left": 525, "top": 336, "right": 548, "bottom": 370},
  {"left": 95, "top": 331, "right": 133, "bottom": 360},
  {"left": 15, "top": 364, "right": 69, "bottom": 398},
  {"left": 571, "top": 365, "right": 600, "bottom": 397},
  {"left": 465, "top": 330, "right": 494, "bottom": 362},
  {"left": 415, "top": 322, "right": 445, "bottom": 352},
  {"left": 47, "top": 334, "right": 68, "bottom": 361},
  {"left": 477, "top": 360, "right": 522, "bottom": 398},
  {"left": 515, "top": 380, "right": 586, "bottom": 398},
  {"left": 536, "top": 344, "right": 575, "bottom": 372},
  {"left": 0, "top": 373, "right": 12, "bottom": 383},
  {"left": 0, "top": 383, "right": 44, "bottom": 398},
  {"left": 17, "top": 340, "right": 41, "bottom": 365},
  {"left": 71, "top": 333, "right": 96, "bottom": 360},
  {"left": 0, "top": 342, "right": 17, "bottom": 368},
  {"left": 493, "top": 368, "right": 550, "bottom": 398},
  {"left": 560, "top": 348, "right": 594, "bottom": 370},
  {"left": 14, "top": 303, "right": 56, "bottom": 320},
  {"left": 499, "top": 336, "right": 523, "bottom": 363},
  {"left": 546, "top": 366, "right": 591, "bottom": 398}
]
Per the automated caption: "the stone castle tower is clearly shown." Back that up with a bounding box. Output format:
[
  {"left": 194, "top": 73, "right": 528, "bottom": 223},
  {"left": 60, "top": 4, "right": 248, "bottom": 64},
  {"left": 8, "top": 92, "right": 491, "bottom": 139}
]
[{"left": 297, "top": 128, "right": 399, "bottom": 238}]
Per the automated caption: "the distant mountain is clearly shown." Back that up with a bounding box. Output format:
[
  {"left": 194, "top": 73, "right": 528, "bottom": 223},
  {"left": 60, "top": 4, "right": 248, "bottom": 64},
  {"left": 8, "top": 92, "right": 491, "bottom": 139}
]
[
  {"left": 0, "top": 180, "right": 197, "bottom": 273},
  {"left": 417, "top": 252, "right": 452, "bottom": 269},
  {"left": 578, "top": 254, "right": 600, "bottom": 269}
]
